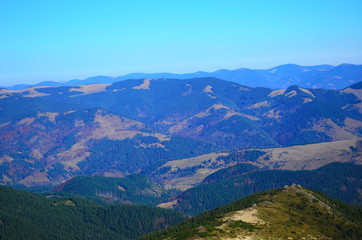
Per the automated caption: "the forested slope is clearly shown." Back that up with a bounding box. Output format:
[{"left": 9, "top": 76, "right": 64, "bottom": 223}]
[{"left": 0, "top": 186, "right": 186, "bottom": 240}]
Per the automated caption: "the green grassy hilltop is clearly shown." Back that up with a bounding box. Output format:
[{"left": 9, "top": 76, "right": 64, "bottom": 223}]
[{"left": 142, "top": 185, "right": 362, "bottom": 240}]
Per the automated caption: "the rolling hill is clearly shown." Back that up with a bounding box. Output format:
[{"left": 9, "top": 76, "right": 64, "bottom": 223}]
[
  {"left": 1, "top": 77, "right": 362, "bottom": 186},
  {"left": 142, "top": 185, "right": 362, "bottom": 240},
  {"left": 0, "top": 107, "right": 218, "bottom": 186},
  {"left": 169, "top": 162, "right": 362, "bottom": 215},
  {"left": 52, "top": 174, "right": 178, "bottom": 206},
  {"left": 152, "top": 139, "right": 362, "bottom": 191}
]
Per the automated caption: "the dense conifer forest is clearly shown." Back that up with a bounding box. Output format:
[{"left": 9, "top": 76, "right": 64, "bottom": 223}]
[{"left": 0, "top": 186, "right": 186, "bottom": 240}]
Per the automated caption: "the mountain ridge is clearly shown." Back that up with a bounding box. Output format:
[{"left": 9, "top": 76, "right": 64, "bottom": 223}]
[
  {"left": 3, "top": 63, "right": 362, "bottom": 90},
  {"left": 141, "top": 185, "right": 362, "bottom": 240},
  {"left": 168, "top": 162, "right": 362, "bottom": 215},
  {"left": 1, "top": 78, "right": 362, "bottom": 187},
  {"left": 152, "top": 139, "right": 362, "bottom": 191}
]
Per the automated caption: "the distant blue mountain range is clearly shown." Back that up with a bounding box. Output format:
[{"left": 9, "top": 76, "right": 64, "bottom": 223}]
[{"left": 3, "top": 63, "right": 362, "bottom": 90}]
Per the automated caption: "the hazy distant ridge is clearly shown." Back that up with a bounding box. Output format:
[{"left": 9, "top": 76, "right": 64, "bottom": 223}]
[{"left": 5, "top": 63, "right": 362, "bottom": 90}]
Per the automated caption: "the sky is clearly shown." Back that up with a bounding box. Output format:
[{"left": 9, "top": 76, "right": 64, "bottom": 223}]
[{"left": 1, "top": 0, "right": 362, "bottom": 86}]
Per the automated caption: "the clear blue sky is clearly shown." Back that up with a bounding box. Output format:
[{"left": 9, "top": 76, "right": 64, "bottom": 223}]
[{"left": 1, "top": 0, "right": 362, "bottom": 86}]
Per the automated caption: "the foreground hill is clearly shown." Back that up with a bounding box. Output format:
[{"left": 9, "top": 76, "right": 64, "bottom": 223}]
[
  {"left": 142, "top": 185, "right": 362, "bottom": 240},
  {"left": 1, "top": 77, "right": 362, "bottom": 186},
  {"left": 170, "top": 162, "right": 362, "bottom": 215},
  {"left": 0, "top": 186, "right": 186, "bottom": 240},
  {"left": 6, "top": 63, "right": 362, "bottom": 90}
]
